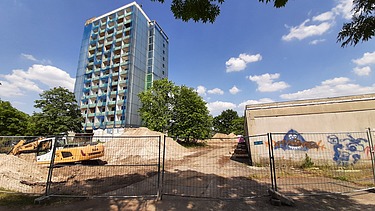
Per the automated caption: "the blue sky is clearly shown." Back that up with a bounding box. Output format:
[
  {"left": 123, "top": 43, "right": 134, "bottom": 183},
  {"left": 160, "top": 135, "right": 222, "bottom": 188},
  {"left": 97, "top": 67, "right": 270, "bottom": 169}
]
[{"left": 0, "top": 0, "right": 374, "bottom": 116}]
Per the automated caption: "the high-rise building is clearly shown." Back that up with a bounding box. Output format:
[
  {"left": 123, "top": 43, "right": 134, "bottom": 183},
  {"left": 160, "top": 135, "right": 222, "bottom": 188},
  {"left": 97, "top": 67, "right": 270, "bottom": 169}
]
[{"left": 74, "top": 2, "right": 168, "bottom": 131}]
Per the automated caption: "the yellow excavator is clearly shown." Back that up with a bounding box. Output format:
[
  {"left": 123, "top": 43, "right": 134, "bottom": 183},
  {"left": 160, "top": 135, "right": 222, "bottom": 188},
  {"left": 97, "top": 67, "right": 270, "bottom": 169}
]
[{"left": 9, "top": 136, "right": 105, "bottom": 165}]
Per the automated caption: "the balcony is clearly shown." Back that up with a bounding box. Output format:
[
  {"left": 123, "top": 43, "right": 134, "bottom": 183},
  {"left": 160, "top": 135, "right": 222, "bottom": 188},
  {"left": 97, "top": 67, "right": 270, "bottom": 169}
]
[
  {"left": 88, "top": 113, "right": 95, "bottom": 117},
  {"left": 80, "top": 104, "right": 88, "bottom": 109},
  {"left": 88, "top": 103, "right": 96, "bottom": 108},
  {"left": 108, "top": 101, "right": 116, "bottom": 105},
  {"left": 118, "top": 90, "right": 126, "bottom": 95},
  {"left": 99, "top": 83, "right": 108, "bottom": 88},
  {"left": 106, "top": 111, "right": 115, "bottom": 115},
  {"left": 85, "top": 123, "right": 94, "bottom": 127}
]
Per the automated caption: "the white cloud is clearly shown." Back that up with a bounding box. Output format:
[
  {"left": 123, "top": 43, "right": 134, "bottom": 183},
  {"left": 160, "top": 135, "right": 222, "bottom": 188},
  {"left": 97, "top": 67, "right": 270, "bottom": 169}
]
[
  {"left": 280, "top": 77, "right": 375, "bottom": 100},
  {"left": 309, "top": 39, "right": 326, "bottom": 45},
  {"left": 26, "top": 65, "right": 75, "bottom": 91},
  {"left": 353, "top": 66, "right": 371, "bottom": 76},
  {"left": 229, "top": 86, "right": 241, "bottom": 94},
  {"left": 196, "top": 85, "right": 207, "bottom": 96},
  {"left": 238, "top": 98, "right": 274, "bottom": 110},
  {"left": 206, "top": 98, "right": 275, "bottom": 116},
  {"left": 352, "top": 51, "right": 375, "bottom": 66},
  {"left": 21, "top": 53, "right": 38, "bottom": 62},
  {"left": 248, "top": 73, "right": 290, "bottom": 92},
  {"left": 332, "top": 0, "right": 354, "bottom": 20},
  {"left": 0, "top": 64, "right": 75, "bottom": 98},
  {"left": 282, "top": 20, "right": 332, "bottom": 41},
  {"left": 21, "top": 53, "right": 52, "bottom": 65},
  {"left": 207, "top": 88, "right": 224, "bottom": 95},
  {"left": 312, "top": 11, "right": 335, "bottom": 22},
  {"left": 206, "top": 101, "right": 237, "bottom": 116},
  {"left": 225, "top": 53, "right": 262, "bottom": 72},
  {"left": 282, "top": 0, "right": 354, "bottom": 42}
]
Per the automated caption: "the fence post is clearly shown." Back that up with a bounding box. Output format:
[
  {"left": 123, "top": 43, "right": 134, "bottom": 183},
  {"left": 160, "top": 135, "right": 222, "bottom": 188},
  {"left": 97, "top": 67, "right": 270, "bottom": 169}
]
[
  {"left": 157, "top": 136, "right": 161, "bottom": 200},
  {"left": 267, "top": 133, "right": 277, "bottom": 191},
  {"left": 366, "top": 128, "right": 375, "bottom": 185},
  {"left": 161, "top": 135, "right": 166, "bottom": 200},
  {"left": 45, "top": 136, "right": 59, "bottom": 196}
]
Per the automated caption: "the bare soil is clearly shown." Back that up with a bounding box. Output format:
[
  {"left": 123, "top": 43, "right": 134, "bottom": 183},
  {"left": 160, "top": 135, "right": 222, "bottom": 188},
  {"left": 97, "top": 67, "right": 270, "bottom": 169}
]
[{"left": 1, "top": 129, "right": 375, "bottom": 210}]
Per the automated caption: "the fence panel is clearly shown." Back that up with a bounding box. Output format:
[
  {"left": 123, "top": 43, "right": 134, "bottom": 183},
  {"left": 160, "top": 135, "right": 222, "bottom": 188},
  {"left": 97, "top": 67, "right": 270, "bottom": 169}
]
[
  {"left": 46, "top": 135, "right": 162, "bottom": 198},
  {"left": 0, "top": 136, "right": 44, "bottom": 194},
  {"left": 162, "top": 135, "right": 270, "bottom": 199},
  {"left": 269, "top": 130, "right": 375, "bottom": 196}
]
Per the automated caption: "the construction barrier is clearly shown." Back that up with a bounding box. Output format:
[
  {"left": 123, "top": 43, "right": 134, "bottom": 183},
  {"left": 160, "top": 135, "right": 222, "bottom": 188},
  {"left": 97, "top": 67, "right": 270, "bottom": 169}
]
[{"left": 1, "top": 129, "right": 375, "bottom": 200}]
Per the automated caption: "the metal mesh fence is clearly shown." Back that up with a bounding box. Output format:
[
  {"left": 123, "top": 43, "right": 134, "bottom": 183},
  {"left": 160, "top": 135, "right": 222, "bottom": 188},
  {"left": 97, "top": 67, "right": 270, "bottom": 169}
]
[
  {"left": 0, "top": 136, "right": 43, "bottom": 194},
  {"left": 268, "top": 131, "right": 375, "bottom": 196},
  {"left": 162, "top": 136, "right": 270, "bottom": 199},
  {"left": 46, "top": 135, "right": 162, "bottom": 198},
  {"left": 1, "top": 130, "right": 374, "bottom": 199}
]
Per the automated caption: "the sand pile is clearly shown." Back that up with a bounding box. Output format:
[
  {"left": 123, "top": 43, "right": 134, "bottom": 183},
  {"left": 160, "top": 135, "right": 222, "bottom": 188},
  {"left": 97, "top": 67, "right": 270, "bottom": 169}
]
[
  {"left": 102, "top": 127, "right": 193, "bottom": 164},
  {"left": 212, "top": 133, "right": 238, "bottom": 139},
  {"left": 0, "top": 154, "right": 48, "bottom": 193}
]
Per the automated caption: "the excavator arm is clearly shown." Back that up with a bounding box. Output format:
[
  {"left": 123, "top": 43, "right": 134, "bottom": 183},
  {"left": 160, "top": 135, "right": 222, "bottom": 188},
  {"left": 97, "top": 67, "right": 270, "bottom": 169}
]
[{"left": 8, "top": 138, "right": 50, "bottom": 155}]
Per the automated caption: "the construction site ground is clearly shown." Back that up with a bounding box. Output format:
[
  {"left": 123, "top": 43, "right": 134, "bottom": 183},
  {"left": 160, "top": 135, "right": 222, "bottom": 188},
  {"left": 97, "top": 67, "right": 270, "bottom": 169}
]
[{"left": 1, "top": 129, "right": 375, "bottom": 210}]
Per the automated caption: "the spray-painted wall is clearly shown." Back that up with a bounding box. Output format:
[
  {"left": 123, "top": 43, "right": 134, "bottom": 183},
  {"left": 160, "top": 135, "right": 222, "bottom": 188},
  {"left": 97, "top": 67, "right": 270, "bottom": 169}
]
[{"left": 244, "top": 94, "right": 375, "bottom": 166}]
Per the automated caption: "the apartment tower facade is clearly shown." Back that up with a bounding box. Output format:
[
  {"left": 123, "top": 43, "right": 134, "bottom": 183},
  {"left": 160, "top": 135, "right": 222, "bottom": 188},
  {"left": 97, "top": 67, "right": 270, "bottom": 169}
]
[{"left": 74, "top": 2, "right": 168, "bottom": 131}]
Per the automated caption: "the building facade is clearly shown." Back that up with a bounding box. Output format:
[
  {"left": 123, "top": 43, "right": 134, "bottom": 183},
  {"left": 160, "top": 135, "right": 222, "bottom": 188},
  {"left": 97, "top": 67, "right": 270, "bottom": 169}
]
[
  {"left": 74, "top": 2, "right": 168, "bottom": 131},
  {"left": 245, "top": 93, "right": 375, "bottom": 135}
]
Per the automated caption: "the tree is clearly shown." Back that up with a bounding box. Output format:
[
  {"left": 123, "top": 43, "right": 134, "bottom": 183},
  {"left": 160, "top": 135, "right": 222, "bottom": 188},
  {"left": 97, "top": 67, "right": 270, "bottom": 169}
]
[
  {"left": 33, "top": 87, "right": 83, "bottom": 135},
  {"left": 337, "top": 0, "right": 375, "bottom": 47},
  {"left": 213, "top": 109, "right": 244, "bottom": 135},
  {"left": 138, "top": 79, "right": 212, "bottom": 141},
  {"left": 138, "top": 78, "right": 179, "bottom": 133},
  {"left": 171, "top": 85, "right": 212, "bottom": 141},
  {"left": 151, "top": 0, "right": 374, "bottom": 47},
  {"left": 0, "top": 100, "right": 29, "bottom": 136}
]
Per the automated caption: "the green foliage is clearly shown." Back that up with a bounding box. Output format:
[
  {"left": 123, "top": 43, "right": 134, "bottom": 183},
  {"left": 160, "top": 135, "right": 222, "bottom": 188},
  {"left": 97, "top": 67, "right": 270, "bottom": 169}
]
[
  {"left": 213, "top": 109, "right": 244, "bottom": 135},
  {"left": 0, "top": 190, "right": 37, "bottom": 207},
  {"left": 337, "top": 0, "right": 375, "bottom": 47},
  {"left": 138, "top": 79, "right": 212, "bottom": 141},
  {"left": 0, "top": 100, "right": 29, "bottom": 136},
  {"left": 301, "top": 153, "right": 314, "bottom": 169},
  {"left": 171, "top": 85, "right": 212, "bottom": 141},
  {"left": 152, "top": 0, "right": 224, "bottom": 23},
  {"left": 139, "top": 78, "right": 178, "bottom": 133},
  {"left": 152, "top": 0, "right": 374, "bottom": 46},
  {"left": 32, "top": 87, "right": 83, "bottom": 135}
]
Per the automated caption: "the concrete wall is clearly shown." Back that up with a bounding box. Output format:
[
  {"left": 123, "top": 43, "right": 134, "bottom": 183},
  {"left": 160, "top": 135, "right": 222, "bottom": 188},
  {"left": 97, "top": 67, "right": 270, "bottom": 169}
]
[
  {"left": 244, "top": 94, "right": 375, "bottom": 166},
  {"left": 245, "top": 94, "right": 375, "bottom": 135}
]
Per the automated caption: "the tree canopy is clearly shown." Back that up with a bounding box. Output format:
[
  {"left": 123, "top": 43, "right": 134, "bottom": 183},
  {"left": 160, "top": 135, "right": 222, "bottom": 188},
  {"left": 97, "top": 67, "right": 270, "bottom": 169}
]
[
  {"left": 139, "top": 79, "right": 212, "bottom": 141},
  {"left": 151, "top": 0, "right": 374, "bottom": 47},
  {"left": 33, "top": 87, "right": 83, "bottom": 135},
  {"left": 0, "top": 100, "right": 29, "bottom": 136},
  {"left": 213, "top": 109, "right": 244, "bottom": 135}
]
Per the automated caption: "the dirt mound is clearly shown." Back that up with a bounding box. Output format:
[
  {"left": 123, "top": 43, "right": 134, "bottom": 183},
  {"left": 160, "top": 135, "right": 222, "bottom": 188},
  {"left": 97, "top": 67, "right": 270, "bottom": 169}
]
[
  {"left": 212, "top": 133, "right": 238, "bottom": 139},
  {"left": 0, "top": 154, "right": 47, "bottom": 193},
  {"left": 102, "top": 128, "right": 193, "bottom": 164}
]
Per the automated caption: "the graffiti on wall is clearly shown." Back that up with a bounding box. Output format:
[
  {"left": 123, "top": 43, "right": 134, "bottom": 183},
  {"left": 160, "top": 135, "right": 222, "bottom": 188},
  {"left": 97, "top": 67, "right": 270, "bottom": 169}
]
[
  {"left": 327, "top": 134, "right": 368, "bottom": 166},
  {"left": 274, "top": 129, "right": 324, "bottom": 151}
]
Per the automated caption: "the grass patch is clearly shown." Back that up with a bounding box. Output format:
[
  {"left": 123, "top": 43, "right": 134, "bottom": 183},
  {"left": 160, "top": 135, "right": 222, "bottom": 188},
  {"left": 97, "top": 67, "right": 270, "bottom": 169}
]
[
  {"left": 301, "top": 153, "right": 314, "bottom": 169},
  {"left": 0, "top": 189, "right": 38, "bottom": 207},
  {"left": 177, "top": 140, "right": 207, "bottom": 148}
]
